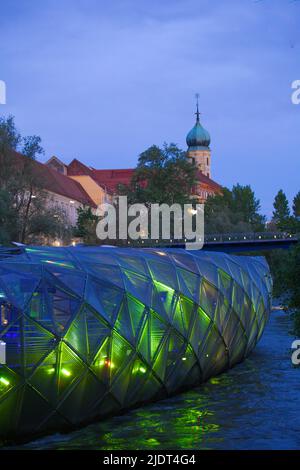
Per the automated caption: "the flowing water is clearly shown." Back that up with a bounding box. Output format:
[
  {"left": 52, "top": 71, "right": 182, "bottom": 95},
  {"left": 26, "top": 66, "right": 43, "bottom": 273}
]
[{"left": 7, "top": 308, "right": 300, "bottom": 450}]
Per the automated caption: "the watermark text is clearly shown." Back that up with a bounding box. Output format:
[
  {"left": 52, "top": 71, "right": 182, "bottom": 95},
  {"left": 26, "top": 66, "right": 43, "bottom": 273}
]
[
  {"left": 291, "top": 80, "right": 300, "bottom": 105},
  {"left": 95, "top": 196, "right": 204, "bottom": 250},
  {"left": 0, "top": 80, "right": 6, "bottom": 104}
]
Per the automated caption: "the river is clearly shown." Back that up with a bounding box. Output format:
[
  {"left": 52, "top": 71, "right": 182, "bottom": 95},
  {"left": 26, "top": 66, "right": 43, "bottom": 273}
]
[{"left": 7, "top": 306, "right": 300, "bottom": 450}]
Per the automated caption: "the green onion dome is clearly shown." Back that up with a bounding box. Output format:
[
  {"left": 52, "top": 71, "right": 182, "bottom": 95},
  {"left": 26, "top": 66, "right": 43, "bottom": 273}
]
[{"left": 186, "top": 103, "right": 210, "bottom": 150}]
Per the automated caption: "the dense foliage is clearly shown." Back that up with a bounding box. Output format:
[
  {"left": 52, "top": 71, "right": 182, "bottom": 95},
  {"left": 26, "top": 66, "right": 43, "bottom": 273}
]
[
  {"left": 204, "top": 184, "right": 266, "bottom": 234},
  {"left": 292, "top": 191, "right": 300, "bottom": 218},
  {"left": 268, "top": 244, "right": 300, "bottom": 304},
  {"left": 74, "top": 207, "right": 99, "bottom": 245},
  {"left": 0, "top": 116, "right": 69, "bottom": 244},
  {"left": 119, "top": 143, "right": 198, "bottom": 205}
]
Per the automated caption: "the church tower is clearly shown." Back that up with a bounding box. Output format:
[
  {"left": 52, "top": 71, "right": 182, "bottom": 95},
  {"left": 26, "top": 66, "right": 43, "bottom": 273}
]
[{"left": 186, "top": 97, "right": 211, "bottom": 178}]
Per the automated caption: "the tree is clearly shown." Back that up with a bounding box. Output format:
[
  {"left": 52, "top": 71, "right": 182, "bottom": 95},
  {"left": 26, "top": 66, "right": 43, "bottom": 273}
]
[
  {"left": 272, "top": 189, "right": 290, "bottom": 230},
  {"left": 0, "top": 188, "right": 18, "bottom": 243},
  {"left": 204, "top": 184, "right": 266, "bottom": 234},
  {"left": 119, "top": 143, "right": 198, "bottom": 205},
  {"left": 288, "top": 244, "right": 300, "bottom": 307},
  {"left": 116, "top": 143, "right": 199, "bottom": 243},
  {"left": 231, "top": 184, "right": 265, "bottom": 229},
  {"left": 0, "top": 115, "right": 68, "bottom": 244},
  {"left": 292, "top": 191, "right": 300, "bottom": 218},
  {"left": 74, "top": 207, "right": 99, "bottom": 244}
]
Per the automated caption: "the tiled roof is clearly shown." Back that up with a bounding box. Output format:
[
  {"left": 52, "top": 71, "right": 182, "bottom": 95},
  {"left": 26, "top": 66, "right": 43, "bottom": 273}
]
[
  {"left": 68, "top": 159, "right": 134, "bottom": 193},
  {"left": 91, "top": 168, "right": 221, "bottom": 194},
  {"left": 11, "top": 152, "right": 97, "bottom": 207},
  {"left": 67, "top": 158, "right": 95, "bottom": 179},
  {"left": 67, "top": 158, "right": 221, "bottom": 195},
  {"left": 195, "top": 170, "right": 222, "bottom": 191},
  {"left": 67, "top": 159, "right": 115, "bottom": 194},
  {"left": 91, "top": 168, "right": 134, "bottom": 193}
]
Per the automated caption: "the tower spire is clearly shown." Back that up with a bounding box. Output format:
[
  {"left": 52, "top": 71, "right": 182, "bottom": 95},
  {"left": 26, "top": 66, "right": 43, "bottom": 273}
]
[{"left": 195, "top": 93, "right": 200, "bottom": 122}]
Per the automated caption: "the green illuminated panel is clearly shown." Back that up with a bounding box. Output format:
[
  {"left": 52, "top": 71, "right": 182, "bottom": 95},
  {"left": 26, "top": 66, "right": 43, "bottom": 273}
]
[{"left": 0, "top": 246, "right": 272, "bottom": 440}]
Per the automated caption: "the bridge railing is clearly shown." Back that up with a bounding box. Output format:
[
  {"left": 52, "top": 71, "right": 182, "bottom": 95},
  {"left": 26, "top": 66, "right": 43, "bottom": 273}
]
[
  {"left": 120, "top": 231, "right": 298, "bottom": 247},
  {"left": 203, "top": 232, "right": 298, "bottom": 243},
  {"left": 1, "top": 232, "right": 298, "bottom": 252}
]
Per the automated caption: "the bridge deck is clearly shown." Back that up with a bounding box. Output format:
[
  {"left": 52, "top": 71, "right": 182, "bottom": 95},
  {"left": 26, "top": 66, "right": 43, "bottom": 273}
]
[{"left": 0, "top": 233, "right": 298, "bottom": 255}]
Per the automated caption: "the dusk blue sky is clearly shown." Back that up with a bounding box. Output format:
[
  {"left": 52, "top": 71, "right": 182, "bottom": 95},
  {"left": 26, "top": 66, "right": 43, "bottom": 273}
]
[{"left": 1, "top": 0, "right": 299, "bottom": 217}]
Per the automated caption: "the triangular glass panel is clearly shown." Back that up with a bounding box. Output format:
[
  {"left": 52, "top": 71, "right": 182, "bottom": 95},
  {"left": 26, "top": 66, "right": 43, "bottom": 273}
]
[
  {"left": 52, "top": 288, "right": 81, "bottom": 334},
  {"left": 110, "top": 331, "right": 134, "bottom": 384},
  {"left": 193, "top": 256, "right": 219, "bottom": 287},
  {"left": 26, "top": 278, "right": 56, "bottom": 334},
  {"left": 149, "top": 311, "right": 167, "bottom": 360},
  {"left": 165, "top": 343, "right": 197, "bottom": 392},
  {"left": 90, "top": 392, "right": 122, "bottom": 419},
  {"left": 152, "top": 335, "right": 169, "bottom": 382},
  {"left": 0, "top": 383, "right": 23, "bottom": 436},
  {"left": 177, "top": 267, "right": 200, "bottom": 302},
  {"left": 167, "top": 330, "right": 184, "bottom": 365},
  {"left": 217, "top": 268, "right": 233, "bottom": 299},
  {"left": 136, "top": 317, "right": 151, "bottom": 364},
  {"left": 25, "top": 247, "right": 76, "bottom": 266},
  {"left": 228, "top": 325, "right": 247, "bottom": 366},
  {"left": 152, "top": 282, "right": 176, "bottom": 321},
  {"left": 16, "top": 384, "right": 54, "bottom": 433},
  {"left": 110, "top": 359, "right": 134, "bottom": 405},
  {"left": 199, "top": 279, "right": 219, "bottom": 321},
  {"left": 170, "top": 252, "right": 198, "bottom": 273},
  {"left": 213, "top": 296, "right": 231, "bottom": 332},
  {"left": 36, "top": 409, "right": 71, "bottom": 435},
  {"left": 199, "top": 325, "right": 228, "bottom": 380},
  {"left": 85, "top": 307, "right": 111, "bottom": 362},
  {"left": 44, "top": 264, "right": 86, "bottom": 298},
  {"left": 28, "top": 272, "right": 82, "bottom": 335},
  {"left": 29, "top": 348, "right": 59, "bottom": 406},
  {"left": 0, "top": 263, "right": 41, "bottom": 309},
  {"left": 117, "top": 254, "right": 149, "bottom": 276},
  {"left": 189, "top": 306, "right": 211, "bottom": 353},
  {"left": 126, "top": 294, "right": 147, "bottom": 338},
  {"left": 64, "top": 308, "right": 88, "bottom": 360},
  {"left": 125, "top": 357, "right": 150, "bottom": 405},
  {"left": 91, "top": 336, "right": 111, "bottom": 385},
  {"left": 57, "top": 369, "right": 107, "bottom": 424},
  {"left": 0, "top": 365, "right": 20, "bottom": 402},
  {"left": 122, "top": 269, "right": 152, "bottom": 306},
  {"left": 135, "top": 371, "right": 163, "bottom": 403},
  {"left": 226, "top": 262, "right": 244, "bottom": 292},
  {"left": 85, "top": 263, "right": 124, "bottom": 289},
  {"left": 73, "top": 250, "right": 118, "bottom": 266},
  {"left": 23, "top": 315, "right": 56, "bottom": 372},
  {"left": 114, "top": 300, "right": 134, "bottom": 344},
  {"left": 29, "top": 342, "right": 86, "bottom": 406},
  {"left": 57, "top": 342, "right": 86, "bottom": 399},
  {"left": 177, "top": 296, "right": 196, "bottom": 336},
  {"left": 147, "top": 260, "right": 178, "bottom": 290},
  {"left": 85, "top": 275, "right": 124, "bottom": 324}
]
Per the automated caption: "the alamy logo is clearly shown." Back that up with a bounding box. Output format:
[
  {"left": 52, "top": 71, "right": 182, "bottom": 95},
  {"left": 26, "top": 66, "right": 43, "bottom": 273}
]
[
  {"left": 291, "top": 80, "right": 300, "bottom": 105},
  {"left": 0, "top": 80, "right": 6, "bottom": 104},
  {"left": 291, "top": 339, "right": 300, "bottom": 365},
  {"left": 95, "top": 196, "right": 204, "bottom": 250}
]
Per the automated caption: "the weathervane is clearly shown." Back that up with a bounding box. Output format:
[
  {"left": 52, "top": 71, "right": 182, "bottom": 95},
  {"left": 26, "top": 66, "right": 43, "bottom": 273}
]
[{"left": 195, "top": 93, "right": 201, "bottom": 122}]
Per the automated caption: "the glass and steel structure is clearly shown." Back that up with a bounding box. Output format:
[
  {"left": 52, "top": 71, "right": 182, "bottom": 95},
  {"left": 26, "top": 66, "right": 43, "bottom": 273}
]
[{"left": 0, "top": 247, "right": 272, "bottom": 439}]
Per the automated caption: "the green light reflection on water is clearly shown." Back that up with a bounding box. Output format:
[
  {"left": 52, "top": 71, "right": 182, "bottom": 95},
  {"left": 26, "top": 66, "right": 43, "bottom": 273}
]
[{"left": 95, "top": 372, "right": 237, "bottom": 450}]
